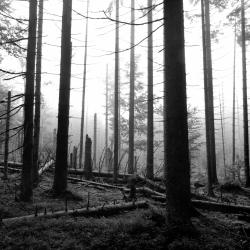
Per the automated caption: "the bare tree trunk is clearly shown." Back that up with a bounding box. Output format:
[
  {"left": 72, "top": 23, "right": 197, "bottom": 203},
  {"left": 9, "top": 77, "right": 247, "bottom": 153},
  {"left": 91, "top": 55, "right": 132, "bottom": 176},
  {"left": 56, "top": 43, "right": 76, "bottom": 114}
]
[
  {"left": 113, "top": 0, "right": 120, "bottom": 182},
  {"left": 164, "top": 0, "right": 192, "bottom": 225},
  {"left": 20, "top": 0, "right": 37, "bottom": 201},
  {"left": 219, "top": 91, "right": 226, "bottom": 178},
  {"left": 204, "top": 0, "right": 218, "bottom": 185},
  {"left": 232, "top": 19, "right": 237, "bottom": 169},
  {"left": 105, "top": 65, "right": 109, "bottom": 171},
  {"left": 79, "top": 0, "right": 90, "bottom": 169},
  {"left": 128, "top": 0, "right": 135, "bottom": 175},
  {"left": 4, "top": 91, "right": 11, "bottom": 180},
  {"left": 93, "top": 113, "right": 97, "bottom": 170},
  {"left": 33, "top": 0, "right": 44, "bottom": 186},
  {"left": 53, "top": 0, "right": 72, "bottom": 195},
  {"left": 146, "top": 0, "right": 154, "bottom": 180},
  {"left": 201, "top": 0, "right": 214, "bottom": 196},
  {"left": 241, "top": 0, "right": 250, "bottom": 187}
]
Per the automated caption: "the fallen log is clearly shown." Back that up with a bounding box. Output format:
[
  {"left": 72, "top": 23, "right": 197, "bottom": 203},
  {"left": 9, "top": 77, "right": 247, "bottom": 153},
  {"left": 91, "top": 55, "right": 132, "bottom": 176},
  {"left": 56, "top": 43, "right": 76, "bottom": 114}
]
[
  {"left": 124, "top": 186, "right": 164, "bottom": 198},
  {"left": 68, "top": 169, "right": 163, "bottom": 182},
  {"left": 136, "top": 176, "right": 165, "bottom": 193},
  {"left": 0, "top": 166, "right": 21, "bottom": 173},
  {"left": 151, "top": 195, "right": 250, "bottom": 214},
  {"left": 68, "top": 176, "right": 125, "bottom": 190},
  {"left": 0, "top": 161, "right": 22, "bottom": 168},
  {"left": 38, "top": 160, "right": 54, "bottom": 176},
  {"left": 68, "top": 169, "right": 133, "bottom": 180},
  {"left": 2, "top": 200, "right": 148, "bottom": 224}
]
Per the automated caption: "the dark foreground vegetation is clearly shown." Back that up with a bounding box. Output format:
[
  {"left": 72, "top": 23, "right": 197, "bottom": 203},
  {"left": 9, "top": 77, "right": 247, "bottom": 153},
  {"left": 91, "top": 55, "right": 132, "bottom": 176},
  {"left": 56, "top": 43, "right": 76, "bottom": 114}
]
[{"left": 0, "top": 171, "right": 250, "bottom": 249}]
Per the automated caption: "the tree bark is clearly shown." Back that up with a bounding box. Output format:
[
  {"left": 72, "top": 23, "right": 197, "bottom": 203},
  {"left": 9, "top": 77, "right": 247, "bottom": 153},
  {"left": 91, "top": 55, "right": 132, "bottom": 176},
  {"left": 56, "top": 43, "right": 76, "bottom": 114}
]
[
  {"left": 146, "top": 0, "right": 154, "bottom": 180},
  {"left": 164, "top": 0, "right": 191, "bottom": 225},
  {"left": 241, "top": 0, "right": 250, "bottom": 187},
  {"left": 20, "top": 0, "right": 37, "bottom": 201},
  {"left": 33, "top": 0, "right": 44, "bottom": 186},
  {"left": 53, "top": 0, "right": 72, "bottom": 195}
]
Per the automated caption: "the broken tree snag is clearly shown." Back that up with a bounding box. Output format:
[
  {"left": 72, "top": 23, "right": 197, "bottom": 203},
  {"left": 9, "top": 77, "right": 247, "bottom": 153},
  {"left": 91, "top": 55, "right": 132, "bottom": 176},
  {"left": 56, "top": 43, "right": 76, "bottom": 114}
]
[
  {"left": 84, "top": 134, "right": 92, "bottom": 180},
  {"left": 2, "top": 201, "right": 148, "bottom": 224}
]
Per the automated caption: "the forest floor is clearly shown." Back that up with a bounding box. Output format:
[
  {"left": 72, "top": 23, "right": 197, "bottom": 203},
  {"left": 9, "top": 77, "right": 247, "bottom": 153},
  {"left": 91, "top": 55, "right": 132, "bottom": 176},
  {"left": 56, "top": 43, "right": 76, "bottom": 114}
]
[{"left": 0, "top": 171, "right": 250, "bottom": 249}]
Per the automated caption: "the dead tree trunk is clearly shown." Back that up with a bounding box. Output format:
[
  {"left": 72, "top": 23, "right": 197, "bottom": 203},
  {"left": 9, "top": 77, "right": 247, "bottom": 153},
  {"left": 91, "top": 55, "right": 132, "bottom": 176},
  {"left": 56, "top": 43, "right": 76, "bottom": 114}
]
[
  {"left": 84, "top": 134, "right": 92, "bottom": 180},
  {"left": 4, "top": 91, "right": 11, "bottom": 179},
  {"left": 164, "top": 0, "right": 192, "bottom": 225},
  {"left": 93, "top": 113, "right": 97, "bottom": 170},
  {"left": 20, "top": 0, "right": 37, "bottom": 201},
  {"left": 241, "top": 0, "right": 250, "bottom": 187},
  {"left": 53, "top": 0, "right": 72, "bottom": 195},
  {"left": 79, "top": 0, "right": 90, "bottom": 169},
  {"left": 33, "top": 0, "right": 44, "bottom": 186},
  {"left": 146, "top": 0, "right": 154, "bottom": 180},
  {"left": 128, "top": 0, "right": 135, "bottom": 175},
  {"left": 105, "top": 65, "right": 109, "bottom": 171},
  {"left": 113, "top": 0, "right": 120, "bottom": 182}
]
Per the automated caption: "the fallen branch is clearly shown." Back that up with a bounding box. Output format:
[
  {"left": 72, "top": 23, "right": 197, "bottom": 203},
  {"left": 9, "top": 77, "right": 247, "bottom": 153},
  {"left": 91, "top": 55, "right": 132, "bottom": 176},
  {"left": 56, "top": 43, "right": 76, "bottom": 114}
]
[
  {"left": 68, "top": 176, "right": 125, "bottom": 190},
  {"left": 38, "top": 160, "right": 54, "bottom": 176},
  {"left": 2, "top": 200, "right": 148, "bottom": 224}
]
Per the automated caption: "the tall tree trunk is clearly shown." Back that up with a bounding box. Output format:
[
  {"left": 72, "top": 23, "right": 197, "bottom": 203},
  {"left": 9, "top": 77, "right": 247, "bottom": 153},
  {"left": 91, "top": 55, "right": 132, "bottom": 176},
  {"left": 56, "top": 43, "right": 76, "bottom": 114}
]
[
  {"left": 79, "top": 0, "right": 90, "bottom": 169},
  {"left": 53, "top": 0, "right": 72, "bottom": 195},
  {"left": 204, "top": 0, "right": 218, "bottom": 184},
  {"left": 241, "top": 0, "right": 250, "bottom": 187},
  {"left": 93, "top": 113, "right": 97, "bottom": 170},
  {"left": 105, "top": 65, "right": 109, "bottom": 171},
  {"left": 113, "top": 0, "right": 120, "bottom": 182},
  {"left": 4, "top": 91, "right": 11, "bottom": 180},
  {"left": 20, "top": 0, "right": 37, "bottom": 201},
  {"left": 201, "top": 0, "right": 213, "bottom": 196},
  {"left": 128, "top": 0, "right": 135, "bottom": 175},
  {"left": 164, "top": 0, "right": 191, "bottom": 225},
  {"left": 232, "top": 19, "right": 236, "bottom": 169},
  {"left": 219, "top": 90, "right": 226, "bottom": 178},
  {"left": 33, "top": 0, "right": 44, "bottom": 186},
  {"left": 146, "top": 0, "right": 154, "bottom": 180}
]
